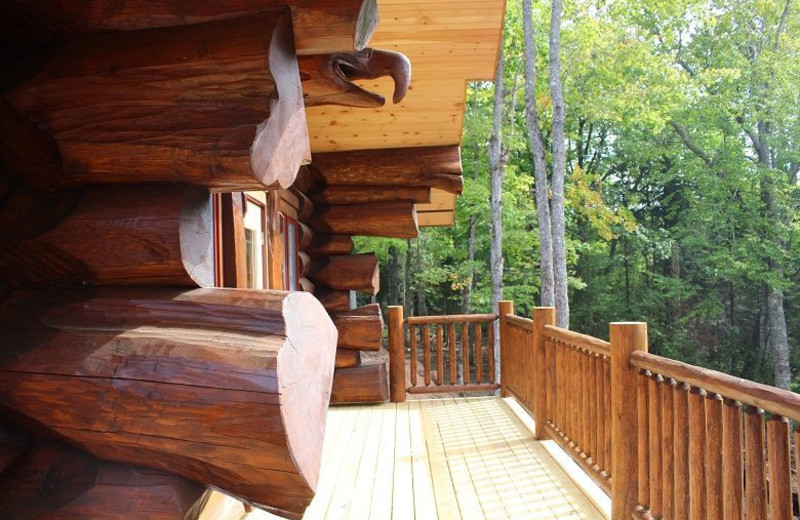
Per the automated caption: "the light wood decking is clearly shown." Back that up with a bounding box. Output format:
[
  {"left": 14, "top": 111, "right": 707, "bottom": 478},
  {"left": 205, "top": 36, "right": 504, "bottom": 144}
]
[{"left": 238, "top": 397, "right": 606, "bottom": 520}]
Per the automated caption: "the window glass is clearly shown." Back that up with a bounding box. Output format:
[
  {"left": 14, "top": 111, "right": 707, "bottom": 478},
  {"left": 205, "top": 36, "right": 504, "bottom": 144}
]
[
  {"left": 286, "top": 219, "right": 297, "bottom": 291},
  {"left": 244, "top": 200, "right": 265, "bottom": 289}
]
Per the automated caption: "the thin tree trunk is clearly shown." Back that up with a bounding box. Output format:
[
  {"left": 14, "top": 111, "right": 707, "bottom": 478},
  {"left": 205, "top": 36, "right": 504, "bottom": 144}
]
[
  {"left": 522, "top": 0, "right": 554, "bottom": 307},
  {"left": 488, "top": 37, "right": 507, "bottom": 384},
  {"left": 415, "top": 238, "right": 427, "bottom": 316},
  {"left": 404, "top": 239, "right": 413, "bottom": 318},
  {"left": 549, "top": 0, "right": 569, "bottom": 328}
]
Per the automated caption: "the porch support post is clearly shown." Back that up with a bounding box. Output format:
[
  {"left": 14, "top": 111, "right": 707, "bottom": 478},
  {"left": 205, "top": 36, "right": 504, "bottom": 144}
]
[
  {"left": 498, "top": 300, "right": 514, "bottom": 397},
  {"left": 388, "top": 305, "right": 406, "bottom": 403},
  {"left": 610, "top": 322, "right": 648, "bottom": 520},
  {"left": 533, "top": 307, "right": 556, "bottom": 440}
]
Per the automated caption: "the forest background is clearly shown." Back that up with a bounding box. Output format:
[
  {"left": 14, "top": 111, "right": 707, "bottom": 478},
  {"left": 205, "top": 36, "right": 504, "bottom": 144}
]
[{"left": 356, "top": 0, "right": 800, "bottom": 389}]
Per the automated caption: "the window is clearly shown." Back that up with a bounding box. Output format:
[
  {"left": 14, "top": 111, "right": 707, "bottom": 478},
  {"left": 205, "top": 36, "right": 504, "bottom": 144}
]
[
  {"left": 243, "top": 198, "right": 267, "bottom": 289},
  {"left": 282, "top": 213, "right": 300, "bottom": 291}
]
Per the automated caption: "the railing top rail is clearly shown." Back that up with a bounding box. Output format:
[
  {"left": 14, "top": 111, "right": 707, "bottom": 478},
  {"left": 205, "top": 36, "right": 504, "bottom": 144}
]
[
  {"left": 543, "top": 324, "right": 611, "bottom": 357},
  {"left": 505, "top": 314, "right": 533, "bottom": 331},
  {"left": 405, "top": 313, "right": 498, "bottom": 325},
  {"left": 631, "top": 350, "right": 800, "bottom": 422}
]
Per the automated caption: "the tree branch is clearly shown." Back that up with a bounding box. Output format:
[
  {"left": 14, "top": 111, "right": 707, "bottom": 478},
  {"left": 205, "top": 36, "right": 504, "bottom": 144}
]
[{"left": 669, "top": 121, "right": 714, "bottom": 167}]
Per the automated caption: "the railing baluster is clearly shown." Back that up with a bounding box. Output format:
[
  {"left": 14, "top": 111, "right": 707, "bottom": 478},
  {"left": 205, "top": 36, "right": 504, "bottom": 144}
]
[
  {"left": 588, "top": 353, "right": 598, "bottom": 464},
  {"left": 766, "top": 415, "right": 792, "bottom": 520},
  {"left": 448, "top": 323, "right": 457, "bottom": 385},
  {"left": 705, "top": 393, "right": 724, "bottom": 519},
  {"left": 487, "top": 319, "right": 495, "bottom": 384},
  {"left": 744, "top": 407, "right": 767, "bottom": 520},
  {"left": 688, "top": 387, "right": 707, "bottom": 520},
  {"left": 648, "top": 373, "right": 663, "bottom": 517},
  {"left": 637, "top": 370, "right": 650, "bottom": 510},
  {"left": 603, "top": 358, "right": 612, "bottom": 476},
  {"left": 422, "top": 324, "right": 431, "bottom": 386},
  {"left": 435, "top": 325, "right": 444, "bottom": 386},
  {"left": 673, "top": 383, "right": 690, "bottom": 520},
  {"left": 461, "top": 323, "right": 470, "bottom": 384},
  {"left": 579, "top": 350, "right": 588, "bottom": 454},
  {"left": 722, "top": 399, "right": 743, "bottom": 520},
  {"left": 474, "top": 322, "right": 483, "bottom": 383},
  {"left": 409, "top": 325, "right": 418, "bottom": 388},
  {"left": 595, "top": 355, "right": 606, "bottom": 473}
]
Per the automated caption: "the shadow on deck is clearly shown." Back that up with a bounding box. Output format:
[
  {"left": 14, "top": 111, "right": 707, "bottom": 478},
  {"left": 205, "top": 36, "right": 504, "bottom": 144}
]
[{"left": 247, "top": 397, "right": 608, "bottom": 520}]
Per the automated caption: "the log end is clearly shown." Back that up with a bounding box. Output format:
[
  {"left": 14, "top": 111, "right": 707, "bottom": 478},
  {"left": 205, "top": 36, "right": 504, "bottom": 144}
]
[{"left": 278, "top": 291, "right": 338, "bottom": 492}]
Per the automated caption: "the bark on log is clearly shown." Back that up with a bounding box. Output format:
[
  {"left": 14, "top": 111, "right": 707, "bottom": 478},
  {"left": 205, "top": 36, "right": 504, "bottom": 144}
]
[
  {"left": 330, "top": 363, "right": 389, "bottom": 404},
  {"left": 0, "top": 185, "right": 214, "bottom": 288},
  {"left": 314, "top": 288, "right": 351, "bottom": 312},
  {"left": 331, "top": 303, "right": 384, "bottom": 351},
  {"left": 4, "top": 13, "right": 309, "bottom": 192},
  {"left": 308, "top": 234, "right": 355, "bottom": 257},
  {"left": 311, "top": 146, "right": 464, "bottom": 194},
  {"left": 0, "top": 0, "right": 379, "bottom": 56},
  {"left": 309, "top": 254, "right": 380, "bottom": 295},
  {"left": 310, "top": 185, "right": 431, "bottom": 205},
  {"left": 0, "top": 440, "right": 208, "bottom": 520},
  {"left": 299, "top": 48, "right": 410, "bottom": 108},
  {"left": 313, "top": 201, "right": 419, "bottom": 238},
  {"left": 335, "top": 349, "right": 361, "bottom": 368},
  {"left": 0, "top": 288, "right": 337, "bottom": 517}
]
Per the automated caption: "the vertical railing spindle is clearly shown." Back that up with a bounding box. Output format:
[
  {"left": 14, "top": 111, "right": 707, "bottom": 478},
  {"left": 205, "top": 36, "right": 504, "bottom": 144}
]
[
  {"left": 766, "top": 415, "right": 792, "bottom": 520},
  {"left": 422, "top": 325, "right": 431, "bottom": 386},
  {"left": 705, "top": 393, "right": 724, "bottom": 519},
  {"left": 448, "top": 323, "right": 457, "bottom": 385},
  {"left": 744, "top": 407, "right": 767, "bottom": 520},
  {"left": 721, "top": 398, "right": 743, "bottom": 520},
  {"left": 435, "top": 325, "right": 444, "bottom": 385}
]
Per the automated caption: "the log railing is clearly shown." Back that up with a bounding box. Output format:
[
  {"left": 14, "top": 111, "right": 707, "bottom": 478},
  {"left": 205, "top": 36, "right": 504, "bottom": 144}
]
[
  {"left": 387, "top": 306, "right": 500, "bottom": 401},
  {"left": 497, "top": 303, "right": 800, "bottom": 520}
]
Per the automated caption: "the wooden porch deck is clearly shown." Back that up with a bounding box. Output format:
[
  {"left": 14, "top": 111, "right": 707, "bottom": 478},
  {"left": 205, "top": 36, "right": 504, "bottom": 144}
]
[{"left": 250, "top": 397, "right": 607, "bottom": 520}]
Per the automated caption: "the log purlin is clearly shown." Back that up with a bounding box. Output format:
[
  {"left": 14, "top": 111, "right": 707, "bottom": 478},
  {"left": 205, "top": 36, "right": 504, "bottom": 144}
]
[{"left": 0, "top": 288, "right": 338, "bottom": 518}]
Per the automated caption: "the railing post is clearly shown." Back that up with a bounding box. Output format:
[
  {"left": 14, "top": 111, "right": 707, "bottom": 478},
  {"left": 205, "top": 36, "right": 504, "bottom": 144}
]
[
  {"left": 533, "top": 307, "right": 556, "bottom": 440},
  {"left": 388, "top": 306, "right": 406, "bottom": 403},
  {"left": 498, "top": 300, "right": 514, "bottom": 397},
  {"left": 610, "top": 322, "right": 648, "bottom": 520}
]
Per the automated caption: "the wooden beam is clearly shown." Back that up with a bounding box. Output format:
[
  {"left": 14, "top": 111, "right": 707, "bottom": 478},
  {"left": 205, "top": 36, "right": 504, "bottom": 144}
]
[
  {"left": 314, "top": 288, "right": 351, "bottom": 312},
  {"left": 311, "top": 145, "right": 464, "bottom": 194},
  {"left": 330, "top": 363, "right": 389, "bottom": 404},
  {"left": 4, "top": 13, "right": 310, "bottom": 191},
  {"left": 299, "top": 48, "right": 410, "bottom": 108},
  {"left": 335, "top": 349, "right": 361, "bottom": 368},
  {"left": 331, "top": 303, "right": 384, "bottom": 351},
  {"left": 0, "top": 439, "right": 207, "bottom": 520},
  {"left": 0, "top": 0, "right": 379, "bottom": 56},
  {"left": 313, "top": 201, "right": 418, "bottom": 239},
  {"left": 0, "top": 424, "right": 30, "bottom": 475},
  {"left": 220, "top": 192, "right": 249, "bottom": 288},
  {"left": 308, "top": 234, "right": 355, "bottom": 257},
  {"left": 0, "top": 100, "right": 62, "bottom": 191},
  {"left": 0, "top": 185, "right": 214, "bottom": 288},
  {"left": 309, "top": 253, "right": 379, "bottom": 295},
  {"left": 0, "top": 288, "right": 337, "bottom": 517},
  {"left": 309, "top": 185, "right": 431, "bottom": 205}
]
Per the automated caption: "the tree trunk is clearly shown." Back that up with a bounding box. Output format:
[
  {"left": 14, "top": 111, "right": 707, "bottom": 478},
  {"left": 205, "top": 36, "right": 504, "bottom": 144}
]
[
  {"left": 488, "top": 39, "right": 506, "bottom": 383},
  {"left": 461, "top": 213, "right": 478, "bottom": 314},
  {"left": 522, "top": 0, "right": 555, "bottom": 308},
  {"left": 549, "top": 0, "right": 569, "bottom": 328}
]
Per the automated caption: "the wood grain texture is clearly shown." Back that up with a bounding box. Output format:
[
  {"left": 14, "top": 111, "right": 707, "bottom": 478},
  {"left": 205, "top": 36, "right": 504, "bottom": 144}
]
[
  {"left": 331, "top": 303, "right": 384, "bottom": 351},
  {"left": 0, "top": 185, "right": 214, "bottom": 288},
  {"left": 311, "top": 146, "right": 463, "bottom": 194},
  {"left": 312, "top": 200, "right": 419, "bottom": 238},
  {"left": 330, "top": 363, "right": 389, "bottom": 404},
  {"left": 309, "top": 185, "right": 431, "bottom": 205},
  {"left": 307, "top": 234, "right": 355, "bottom": 257},
  {"left": 0, "top": 287, "right": 337, "bottom": 517},
  {"left": 0, "top": 440, "right": 207, "bottom": 520},
  {"left": 309, "top": 253, "right": 380, "bottom": 295},
  {"left": 335, "top": 348, "right": 361, "bottom": 369},
  {"left": 314, "top": 287, "right": 351, "bottom": 312},
  {"left": 4, "top": 13, "right": 309, "bottom": 191},
  {"left": 387, "top": 306, "right": 405, "bottom": 402}
]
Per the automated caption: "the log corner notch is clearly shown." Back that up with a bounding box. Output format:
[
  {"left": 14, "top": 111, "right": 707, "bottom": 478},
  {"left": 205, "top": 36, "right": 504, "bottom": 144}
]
[
  {"left": 0, "top": 288, "right": 338, "bottom": 518},
  {"left": 299, "top": 48, "right": 411, "bottom": 108}
]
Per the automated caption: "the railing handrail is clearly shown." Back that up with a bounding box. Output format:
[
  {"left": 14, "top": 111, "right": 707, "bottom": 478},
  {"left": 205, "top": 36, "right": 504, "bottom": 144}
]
[
  {"left": 405, "top": 313, "right": 498, "bottom": 325},
  {"left": 544, "top": 324, "right": 611, "bottom": 357},
  {"left": 505, "top": 314, "right": 532, "bottom": 330},
  {"left": 631, "top": 350, "right": 800, "bottom": 421}
]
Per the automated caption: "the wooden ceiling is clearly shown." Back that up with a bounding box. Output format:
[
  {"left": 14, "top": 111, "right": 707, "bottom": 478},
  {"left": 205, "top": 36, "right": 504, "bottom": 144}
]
[{"left": 305, "top": 0, "right": 505, "bottom": 226}]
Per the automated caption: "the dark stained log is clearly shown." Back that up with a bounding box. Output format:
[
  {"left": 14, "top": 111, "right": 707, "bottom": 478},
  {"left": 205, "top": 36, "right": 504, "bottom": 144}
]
[
  {"left": 314, "top": 288, "right": 351, "bottom": 312},
  {"left": 298, "top": 252, "right": 312, "bottom": 278},
  {"left": 220, "top": 192, "right": 248, "bottom": 289},
  {"left": 4, "top": 13, "right": 310, "bottom": 191},
  {"left": 335, "top": 349, "right": 361, "bottom": 369},
  {"left": 0, "top": 99, "right": 62, "bottom": 191},
  {"left": 313, "top": 201, "right": 419, "bottom": 238},
  {"left": 311, "top": 145, "right": 464, "bottom": 194},
  {"left": 299, "top": 221, "right": 315, "bottom": 251},
  {"left": 292, "top": 165, "right": 317, "bottom": 194},
  {"left": 0, "top": 424, "right": 30, "bottom": 475},
  {"left": 299, "top": 48, "right": 410, "bottom": 108},
  {"left": 309, "top": 253, "right": 380, "bottom": 295},
  {"left": 331, "top": 303, "right": 384, "bottom": 351},
  {"left": 294, "top": 189, "right": 316, "bottom": 222},
  {"left": 310, "top": 185, "right": 431, "bottom": 205},
  {"left": 298, "top": 276, "right": 315, "bottom": 293},
  {"left": 0, "top": 440, "right": 208, "bottom": 520},
  {"left": 0, "top": 185, "right": 214, "bottom": 288},
  {"left": 308, "top": 234, "right": 355, "bottom": 257},
  {"left": 0, "top": 288, "right": 337, "bottom": 517},
  {"left": 0, "top": 0, "right": 379, "bottom": 56},
  {"left": 330, "top": 363, "right": 389, "bottom": 404}
]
